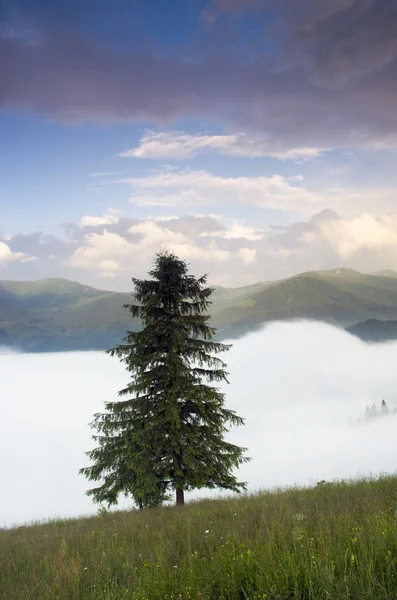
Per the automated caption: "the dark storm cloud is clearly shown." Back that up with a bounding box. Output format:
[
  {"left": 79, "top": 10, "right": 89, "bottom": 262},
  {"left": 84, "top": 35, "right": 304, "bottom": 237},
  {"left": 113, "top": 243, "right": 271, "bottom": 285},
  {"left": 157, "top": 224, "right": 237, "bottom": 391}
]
[{"left": 0, "top": 0, "right": 396, "bottom": 148}]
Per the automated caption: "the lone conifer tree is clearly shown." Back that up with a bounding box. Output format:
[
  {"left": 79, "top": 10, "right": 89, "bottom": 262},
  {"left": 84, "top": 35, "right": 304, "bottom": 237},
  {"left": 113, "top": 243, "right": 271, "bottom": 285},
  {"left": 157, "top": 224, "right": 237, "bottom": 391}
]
[{"left": 80, "top": 250, "right": 249, "bottom": 507}]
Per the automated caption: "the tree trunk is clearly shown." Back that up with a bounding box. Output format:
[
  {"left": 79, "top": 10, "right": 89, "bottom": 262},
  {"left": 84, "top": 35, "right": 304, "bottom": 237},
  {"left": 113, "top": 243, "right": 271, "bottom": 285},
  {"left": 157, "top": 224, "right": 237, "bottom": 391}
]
[{"left": 176, "top": 488, "right": 185, "bottom": 505}]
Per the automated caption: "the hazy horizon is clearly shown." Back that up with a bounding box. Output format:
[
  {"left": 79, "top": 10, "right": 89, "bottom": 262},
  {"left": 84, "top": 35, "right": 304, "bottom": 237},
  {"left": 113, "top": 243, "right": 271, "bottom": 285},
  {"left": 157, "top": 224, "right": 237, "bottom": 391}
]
[{"left": 2, "top": 320, "right": 397, "bottom": 529}]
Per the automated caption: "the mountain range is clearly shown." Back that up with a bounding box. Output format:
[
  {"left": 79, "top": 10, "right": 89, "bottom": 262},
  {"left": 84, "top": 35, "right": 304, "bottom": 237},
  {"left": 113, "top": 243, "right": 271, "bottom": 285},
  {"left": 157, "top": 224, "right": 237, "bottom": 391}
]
[{"left": 1, "top": 268, "right": 397, "bottom": 352}]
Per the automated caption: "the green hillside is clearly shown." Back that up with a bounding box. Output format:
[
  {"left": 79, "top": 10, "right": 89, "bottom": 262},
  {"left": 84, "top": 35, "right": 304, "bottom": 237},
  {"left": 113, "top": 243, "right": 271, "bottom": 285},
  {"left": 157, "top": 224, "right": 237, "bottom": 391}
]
[
  {"left": 346, "top": 318, "right": 397, "bottom": 343},
  {"left": 2, "top": 269, "right": 397, "bottom": 352},
  {"left": 211, "top": 269, "right": 397, "bottom": 339},
  {"left": 2, "top": 476, "right": 397, "bottom": 599}
]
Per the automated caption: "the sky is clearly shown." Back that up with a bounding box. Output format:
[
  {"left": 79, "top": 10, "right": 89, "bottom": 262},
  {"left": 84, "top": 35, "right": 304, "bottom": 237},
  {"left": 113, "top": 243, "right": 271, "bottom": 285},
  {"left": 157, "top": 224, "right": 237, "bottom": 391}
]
[
  {"left": 2, "top": 320, "right": 397, "bottom": 527},
  {"left": 1, "top": 0, "right": 397, "bottom": 288}
]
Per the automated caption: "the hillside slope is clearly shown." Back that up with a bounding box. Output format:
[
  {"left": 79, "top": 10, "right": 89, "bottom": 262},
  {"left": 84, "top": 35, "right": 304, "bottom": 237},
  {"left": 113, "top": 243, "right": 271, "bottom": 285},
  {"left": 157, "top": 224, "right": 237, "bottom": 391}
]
[
  {"left": 0, "top": 277, "right": 271, "bottom": 352},
  {"left": 2, "top": 270, "right": 397, "bottom": 351},
  {"left": 2, "top": 476, "right": 397, "bottom": 599},
  {"left": 211, "top": 269, "right": 397, "bottom": 339},
  {"left": 346, "top": 319, "right": 397, "bottom": 343}
]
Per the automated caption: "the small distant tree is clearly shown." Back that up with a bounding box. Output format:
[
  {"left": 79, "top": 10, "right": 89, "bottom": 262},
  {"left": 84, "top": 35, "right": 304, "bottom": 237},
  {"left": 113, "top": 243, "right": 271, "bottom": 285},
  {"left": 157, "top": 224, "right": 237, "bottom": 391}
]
[
  {"left": 381, "top": 399, "right": 389, "bottom": 415},
  {"left": 370, "top": 403, "right": 377, "bottom": 418},
  {"left": 80, "top": 250, "right": 249, "bottom": 508}
]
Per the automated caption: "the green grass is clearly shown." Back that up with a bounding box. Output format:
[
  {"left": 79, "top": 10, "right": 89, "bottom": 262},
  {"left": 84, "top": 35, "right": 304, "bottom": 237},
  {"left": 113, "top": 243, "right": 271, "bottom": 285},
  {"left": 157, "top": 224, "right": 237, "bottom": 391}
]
[{"left": 3, "top": 476, "right": 397, "bottom": 599}]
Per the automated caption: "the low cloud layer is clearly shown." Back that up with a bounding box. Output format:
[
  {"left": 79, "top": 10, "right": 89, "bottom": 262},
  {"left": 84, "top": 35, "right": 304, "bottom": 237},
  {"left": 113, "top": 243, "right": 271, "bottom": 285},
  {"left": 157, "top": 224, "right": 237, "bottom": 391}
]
[
  {"left": 2, "top": 320, "right": 397, "bottom": 527},
  {"left": 1, "top": 1, "right": 397, "bottom": 151}
]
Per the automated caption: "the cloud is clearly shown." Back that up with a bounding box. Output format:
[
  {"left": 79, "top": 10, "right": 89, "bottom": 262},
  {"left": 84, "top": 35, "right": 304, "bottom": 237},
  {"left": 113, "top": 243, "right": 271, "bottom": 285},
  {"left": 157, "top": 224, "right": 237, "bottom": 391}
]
[
  {"left": 238, "top": 247, "right": 257, "bottom": 265},
  {"left": 0, "top": 240, "right": 33, "bottom": 266},
  {"left": 156, "top": 215, "right": 228, "bottom": 237},
  {"left": 210, "top": 0, "right": 355, "bottom": 22},
  {"left": 80, "top": 210, "right": 121, "bottom": 228},
  {"left": 211, "top": 0, "right": 397, "bottom": 89},
  {"left": 3, "top": 322, "right": 397, "bottom": 525},
  {"left": 63, "top": 209, "right": 397, "bottom": 284},
  {"left": 303, "top": 213, "right": 397, "bottom": 258},
  {"left": 119, "top": 169, "right": 321, "bottom": 211},
  {"left": 259, "top": 209, "right": 397, "bottom": 277},
  {"left": 118, "top": 167, "right": 397, "bottom": 215},
  {"left": 89, "top": 171, "right": 125, "bottom": 178},
  {"left": 199, "top": 222, "right": 265, "bottom": 241},
  {"left": 66, "top": 221, "right": 232, "bottom": 277},
  {"left": 0, "top": 1, "right": 397, "bottom": 150},
  {"left": 5, "top": 208, "right": 397, "bottom": 288},
  {"left": 121, "top": 131, "right": 325, "bottom": 160},
  {"left": 66, "top": 230, "right": 132, "bottom": 272}
]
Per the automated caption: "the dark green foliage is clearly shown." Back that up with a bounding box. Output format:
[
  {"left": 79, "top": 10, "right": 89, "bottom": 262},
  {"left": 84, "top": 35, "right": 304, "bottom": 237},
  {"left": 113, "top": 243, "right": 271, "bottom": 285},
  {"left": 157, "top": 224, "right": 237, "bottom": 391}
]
[{"left": 80, "top": 250, "right": 249, "bottom": 508}]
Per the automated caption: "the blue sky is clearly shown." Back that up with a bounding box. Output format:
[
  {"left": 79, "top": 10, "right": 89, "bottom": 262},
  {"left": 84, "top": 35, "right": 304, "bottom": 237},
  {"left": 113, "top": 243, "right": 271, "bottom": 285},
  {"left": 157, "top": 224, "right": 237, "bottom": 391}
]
[{"left": 1, "top": 0, "right": 397, "bottom": 288}]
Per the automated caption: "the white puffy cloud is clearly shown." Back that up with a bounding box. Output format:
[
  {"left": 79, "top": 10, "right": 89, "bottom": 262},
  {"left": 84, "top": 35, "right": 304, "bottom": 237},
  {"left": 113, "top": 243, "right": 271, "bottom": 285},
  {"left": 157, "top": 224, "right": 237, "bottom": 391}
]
[
  {"left": 128, "top": 220, "right": 230, "bottom": 264},
  {"left": 80, "top": 209, "right": 121, "bottom": 228},
  {"left": 66, "top": 230, "right": 131, "bottom": 272},
  {"left": 120, "top": 131, "right": 325, "bottom": 161},
  {"left": 303, "top": 213, "right": 397, "bottom": 258},
  {"left": 0, "top": 241, "right": 34, "bottom": 266},
  {"left": 66, "top": 221, "right": 232, "bottom": 277},
  {"left": 7, "top": 209, "right": 397, "bottom": 288}
]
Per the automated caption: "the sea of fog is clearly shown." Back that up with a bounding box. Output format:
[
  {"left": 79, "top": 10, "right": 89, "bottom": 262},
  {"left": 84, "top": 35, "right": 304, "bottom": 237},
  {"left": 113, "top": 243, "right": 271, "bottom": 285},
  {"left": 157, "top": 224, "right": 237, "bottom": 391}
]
[{"left": 2, "top": 320, "right": 397, "bottom": 528}]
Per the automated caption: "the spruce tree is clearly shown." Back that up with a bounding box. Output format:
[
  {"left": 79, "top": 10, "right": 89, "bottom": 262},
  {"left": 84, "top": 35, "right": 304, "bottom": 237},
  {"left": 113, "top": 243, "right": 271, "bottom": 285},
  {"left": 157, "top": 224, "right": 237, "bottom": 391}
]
[
  {"left": 80, "top": 250, "right": 249, "bottom": 507},
  {"left": 381, "top": 399, "right": 389, "bottom": 415}
]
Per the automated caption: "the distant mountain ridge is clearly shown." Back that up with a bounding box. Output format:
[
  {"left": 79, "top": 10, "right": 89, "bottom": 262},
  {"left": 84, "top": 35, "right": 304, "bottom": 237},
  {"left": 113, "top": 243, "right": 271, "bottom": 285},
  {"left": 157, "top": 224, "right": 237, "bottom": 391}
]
[{"left": 2, "top": 268, "right": 397, "bottom": 352}]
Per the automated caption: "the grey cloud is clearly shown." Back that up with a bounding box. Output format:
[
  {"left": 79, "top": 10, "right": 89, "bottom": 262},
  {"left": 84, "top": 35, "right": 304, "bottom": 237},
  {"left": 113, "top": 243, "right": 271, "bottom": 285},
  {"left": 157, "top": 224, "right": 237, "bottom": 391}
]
[
  {"left": 157, "top": 215, "right": 226, "bottom": 237},
  {"left": 216, "top": 0, "right": 357, "bottom": 27},
  {"left": 268, "top": 209, "right": 342, "bottom": 245},
  {"left": 0, "top": 1, "right": 396, "bottom": 149},
  {"left": 289, "top": 1, "right": 397, "bottom": 89},
  {"left": 213, "top": 0, "right": 397, "bottom": 89},
  {"left": 60, "top": 218, "right": 140, "bottom": 243},
  {"left": 6, "top": 231, "right": 71, "bottom": 259}
]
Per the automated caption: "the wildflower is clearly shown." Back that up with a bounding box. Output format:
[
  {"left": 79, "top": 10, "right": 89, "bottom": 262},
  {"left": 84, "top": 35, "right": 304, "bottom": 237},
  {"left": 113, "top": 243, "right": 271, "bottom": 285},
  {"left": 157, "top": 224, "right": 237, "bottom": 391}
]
[
  {"left": 205, "top": 529, "right": 209, "bottom": 534},
  {"left": 293, "top": 513, "right": 307, "bottom": 521}
]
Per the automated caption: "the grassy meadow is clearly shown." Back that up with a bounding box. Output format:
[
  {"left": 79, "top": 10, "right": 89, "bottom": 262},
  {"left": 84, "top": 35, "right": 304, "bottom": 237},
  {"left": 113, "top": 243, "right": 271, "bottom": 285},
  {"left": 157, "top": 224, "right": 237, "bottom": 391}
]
[{"left": 3, "top": 476, "right": 397, "bottom": 599}]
